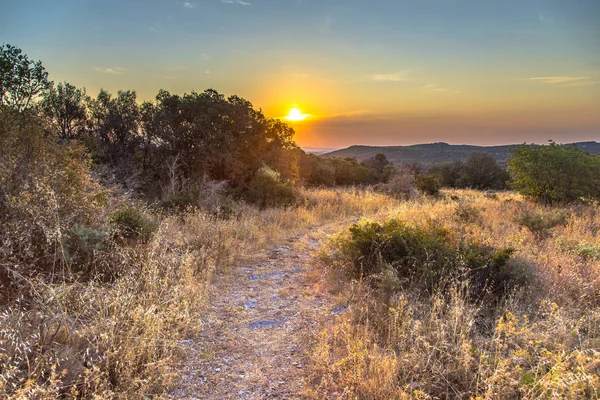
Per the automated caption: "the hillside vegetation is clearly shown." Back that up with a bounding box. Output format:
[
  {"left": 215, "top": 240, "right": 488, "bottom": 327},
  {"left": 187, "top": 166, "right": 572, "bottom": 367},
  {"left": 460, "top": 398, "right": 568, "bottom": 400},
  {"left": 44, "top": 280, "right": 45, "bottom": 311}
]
[
  {"left": 307, "top": 190, "right": 600, "bottom": 399},
  {"left": 1, "top": 44, "right": 600, "bottom": 399},
  {"left": 326, "top": 141, "right": 600, "bottom": 166}
]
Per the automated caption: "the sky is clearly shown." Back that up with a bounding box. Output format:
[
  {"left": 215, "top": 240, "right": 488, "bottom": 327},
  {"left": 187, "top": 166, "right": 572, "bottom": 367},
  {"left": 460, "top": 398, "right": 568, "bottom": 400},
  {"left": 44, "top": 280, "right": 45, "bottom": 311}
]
[{"left": 2, "top": 0, "right": 599, "bottom": 149}]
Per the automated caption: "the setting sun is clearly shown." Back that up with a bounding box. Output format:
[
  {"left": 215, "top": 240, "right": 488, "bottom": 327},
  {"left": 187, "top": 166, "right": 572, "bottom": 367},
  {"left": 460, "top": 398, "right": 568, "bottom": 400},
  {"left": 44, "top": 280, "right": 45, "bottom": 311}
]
[{"left": 285, "top": 107, "right": 308, "bottom": 121}]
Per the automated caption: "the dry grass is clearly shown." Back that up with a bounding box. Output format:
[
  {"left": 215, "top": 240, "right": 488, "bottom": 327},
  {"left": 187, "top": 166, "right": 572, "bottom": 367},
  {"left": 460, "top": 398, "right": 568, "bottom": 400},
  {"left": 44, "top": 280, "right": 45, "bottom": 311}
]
[
  {"left": 0, "top": 186, "right": 398, "bottom": 398},
  {"left": 306, "top": 189, "right": 600, "bottom": 399}
]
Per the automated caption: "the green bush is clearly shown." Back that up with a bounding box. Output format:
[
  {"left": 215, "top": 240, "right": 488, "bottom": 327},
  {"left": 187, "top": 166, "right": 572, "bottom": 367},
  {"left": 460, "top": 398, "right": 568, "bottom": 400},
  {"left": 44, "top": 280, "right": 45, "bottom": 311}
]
[
  {"left": 516, "top": 208, "right": 568, "bottom": 238},
  {"left": 508, "top": 142, "right": 600, "bottom": 205},
  {"left": 415, "top": 174, "right": 442, "bottom": 196},
  {"left": 573, "top": 243, "right": 600, "bottom": 260},
  {"left": 111, "top": 206, "right": 156, "bottom": 242},
  {"left": 337, "top": 219, "right": 518, "bottom": 298},
  {"left": 244, "top": 166, "right": 298, "bottom": 208}
]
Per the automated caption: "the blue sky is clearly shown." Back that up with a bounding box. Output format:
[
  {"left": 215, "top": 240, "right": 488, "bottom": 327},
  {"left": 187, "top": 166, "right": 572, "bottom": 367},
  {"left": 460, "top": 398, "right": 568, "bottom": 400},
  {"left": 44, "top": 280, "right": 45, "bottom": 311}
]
[{"left": 2, "top": 0, "right": 599, "bottom": 147}]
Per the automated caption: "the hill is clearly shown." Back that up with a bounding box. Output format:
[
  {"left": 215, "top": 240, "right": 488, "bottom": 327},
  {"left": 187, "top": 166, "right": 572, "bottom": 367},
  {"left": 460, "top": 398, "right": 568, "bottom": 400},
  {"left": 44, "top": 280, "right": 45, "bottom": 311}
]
[{"left": 324, "top": 141, "right": 600, "bottom": 165}]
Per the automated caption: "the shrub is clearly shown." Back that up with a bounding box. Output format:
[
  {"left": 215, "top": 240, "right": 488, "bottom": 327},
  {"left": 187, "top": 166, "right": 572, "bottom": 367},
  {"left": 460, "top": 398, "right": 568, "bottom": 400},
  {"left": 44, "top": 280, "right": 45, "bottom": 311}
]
[
  {"left": 458, "top": 152, "right": 509, "bottom": 190},
  {"left": 244, "top": 166, "right": 298, "bottom": 208},
  {"left": 516, "top": 208, "right": 568, "bottom": 238},
  {"left": 508, "top": 142, "right": 600, "bottom": 204},
  {"left": 415, "top": 173, "right": 442, "bottom": 196},
  {"left": 111, "top": 206, "right": 156, "bottom": 242},
  {"left": 336, "top": 219, "right": 518, "bottom": 298},
  {"left": 64, "top": 225, "right": 109, "bottom": 264},
  {"left": 378, "top": 168, "right": 418, "bottom": 199},
  {"left": 455, "top": 203, "right": 482, "bottom": 223}
]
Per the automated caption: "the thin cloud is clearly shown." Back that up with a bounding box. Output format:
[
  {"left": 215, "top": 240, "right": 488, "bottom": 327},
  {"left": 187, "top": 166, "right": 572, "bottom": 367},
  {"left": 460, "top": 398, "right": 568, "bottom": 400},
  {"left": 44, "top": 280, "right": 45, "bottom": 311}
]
[
  {"left": 183, "top": 2, "right": 195, "bottom": 8},
  {"left": 94, "top": 67, "right": 126, "bottom": 75},
  {"left": 164, "top": 66, "right": 186, "bottom": 71},
  {"left": 421, "top": 83, "right": 462, "bottom": 94},
  {"left": 221, "top": 0, "right": 251, "bottom": 5},
  {"left": 528, "top": 76, "right": 589, "bottom": 84},
  {"left": 538, "top": 13, "right": 553, "bottom": 22},
  {"left": 371, "top": 70, "right": 411, "bottom": 82}
]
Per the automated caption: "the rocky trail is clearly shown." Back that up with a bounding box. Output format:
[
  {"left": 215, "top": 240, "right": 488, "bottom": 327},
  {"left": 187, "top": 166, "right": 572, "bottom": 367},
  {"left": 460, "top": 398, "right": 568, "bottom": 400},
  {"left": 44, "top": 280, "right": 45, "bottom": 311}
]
[{"left": 169, "top": 223, "right": 348, "bottom": 399}]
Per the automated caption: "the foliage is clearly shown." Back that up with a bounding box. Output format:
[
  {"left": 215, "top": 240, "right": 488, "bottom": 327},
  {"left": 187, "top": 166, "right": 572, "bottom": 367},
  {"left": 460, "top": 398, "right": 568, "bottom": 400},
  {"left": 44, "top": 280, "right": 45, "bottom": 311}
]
[
  {"left": 0, "top": 44, "right": 51, "bottom": 112},
  {"left": 415, "top": 173, "right": 442, "bottom": 196},
  {"left": 309, "top": 191, "right": 600, "bottom": 399},
  {"left": 516, "top": 208, "right": 568, "bottom": 238},
  {"left": 362, "top": 153, "right": 391, "bottom": 182},
  {"left": 111, "top": 205, "right": 157, "bottom": 242},
  {"left": 428, "top": 153, "right": 508, "bottom": 190},
  {"left": 459, "top": 152, "right": 509, "bottom": 189},
  {"left": 41, "top": 81, "right": 89, "bottom": 139},
  {"left": 377, "top": 167, "right": 418, "bottom": 199},
  {"left": 335, "top": 218, "right": 518, "bottom": 297},
  {"left": 508, "top": 142, "right": 600, "bottom": 204},
  {"left": 244, "top": 166, "right": 298, "bottom": 208},
  {"left": 0, "top": 108, "right": 109, "bottom": 293}
]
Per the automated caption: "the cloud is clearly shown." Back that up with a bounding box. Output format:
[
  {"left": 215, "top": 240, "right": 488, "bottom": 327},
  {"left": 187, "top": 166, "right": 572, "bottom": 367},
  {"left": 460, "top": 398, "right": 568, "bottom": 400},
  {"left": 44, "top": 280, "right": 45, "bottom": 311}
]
[
  {"left": 538, "top": 13, "right": 553, "bottom": 22},
  {"left": 527, "top": 76, "right": 596, "bottom": 86},
  {"left": 371, "top": 70, "right": 411, "bottom": 82},
  {"left": 221, "top": 0, "right": 251, "bottom": 5},
  {"left": 421, "top": 83, "right": 461, "bottom": 94},
  {"left": 94, "top": 67, "right": 126, "bottom": 75},
  {"left": 183, "top": 2, "right": 195, "bottom": 8}
]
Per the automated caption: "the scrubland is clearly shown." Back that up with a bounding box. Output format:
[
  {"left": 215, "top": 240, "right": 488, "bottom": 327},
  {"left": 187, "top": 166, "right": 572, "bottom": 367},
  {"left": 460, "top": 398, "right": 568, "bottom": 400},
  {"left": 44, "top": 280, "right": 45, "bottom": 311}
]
[
  {"left": 0, "top": 184, "right": 397, "bottom": 398},
  {"left": 306, "top": 190, "right": 600, "bottom": 399}
]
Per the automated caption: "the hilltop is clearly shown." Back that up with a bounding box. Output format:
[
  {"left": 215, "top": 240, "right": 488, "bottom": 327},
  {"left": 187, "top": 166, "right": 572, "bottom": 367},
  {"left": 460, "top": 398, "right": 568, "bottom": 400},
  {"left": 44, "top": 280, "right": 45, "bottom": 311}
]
[{"left": 324, "top": 141, "right": 600, "bottom": 165}]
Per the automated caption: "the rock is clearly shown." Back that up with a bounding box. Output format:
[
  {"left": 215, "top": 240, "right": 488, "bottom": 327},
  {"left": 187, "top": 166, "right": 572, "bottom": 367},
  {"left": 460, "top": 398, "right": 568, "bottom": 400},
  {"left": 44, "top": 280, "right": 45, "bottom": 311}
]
[
  {"left": 243, "top": 301, "right": 257, "bottom": 309},
  {"left": 331, "top": 305, "right": 349, "bottom": 315},
  {"left": 249, "top": 320, "right": 280, "bottom": 329},
  {"left": 270, "top": 296, "right": 280, "bottom": 302},
  {"left": 248, "top": 274, "right": 260, "bottom": 281}
]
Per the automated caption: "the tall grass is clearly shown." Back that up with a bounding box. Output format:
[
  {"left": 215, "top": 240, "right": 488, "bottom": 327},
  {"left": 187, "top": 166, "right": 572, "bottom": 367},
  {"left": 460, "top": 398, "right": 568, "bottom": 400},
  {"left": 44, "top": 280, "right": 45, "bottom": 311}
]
[
  {"left": 0, "top": 186, "right": 398, "bottom": 398},
  {"left": 307, "top": 190, "right": 600, "bottom": 399}
]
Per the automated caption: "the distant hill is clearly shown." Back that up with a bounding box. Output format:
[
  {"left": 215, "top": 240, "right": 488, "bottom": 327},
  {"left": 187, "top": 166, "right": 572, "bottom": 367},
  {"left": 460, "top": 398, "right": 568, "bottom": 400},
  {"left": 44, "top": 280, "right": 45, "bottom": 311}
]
[
  {"left": 324, "top": 141, "right": 600, "bottom": 166},
  {"left": 302, "top": 147, "right": 340, "bottom": 155}
]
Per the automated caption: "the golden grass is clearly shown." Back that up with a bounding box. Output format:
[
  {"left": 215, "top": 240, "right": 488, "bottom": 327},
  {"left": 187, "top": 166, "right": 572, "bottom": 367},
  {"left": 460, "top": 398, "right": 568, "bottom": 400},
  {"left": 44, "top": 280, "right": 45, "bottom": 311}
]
[
  {"left": 306, "top": 189, "right": 600, "bottom": 399},
  {"left": 0, "top": 187, "right": 398, "bottom": 398}
]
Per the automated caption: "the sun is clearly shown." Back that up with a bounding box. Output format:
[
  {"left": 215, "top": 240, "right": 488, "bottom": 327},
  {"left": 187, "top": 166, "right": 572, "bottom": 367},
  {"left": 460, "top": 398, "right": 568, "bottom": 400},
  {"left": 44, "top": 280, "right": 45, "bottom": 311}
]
[{"left": 285, "top": 107, "right": 308, "bottom": 121}]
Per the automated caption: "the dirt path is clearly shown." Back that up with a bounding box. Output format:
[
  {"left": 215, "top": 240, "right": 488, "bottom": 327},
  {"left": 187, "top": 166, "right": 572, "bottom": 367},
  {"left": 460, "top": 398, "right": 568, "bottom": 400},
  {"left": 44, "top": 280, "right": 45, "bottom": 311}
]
[{"left": 169, "top": 223, "right": 347, "bottom": 399}]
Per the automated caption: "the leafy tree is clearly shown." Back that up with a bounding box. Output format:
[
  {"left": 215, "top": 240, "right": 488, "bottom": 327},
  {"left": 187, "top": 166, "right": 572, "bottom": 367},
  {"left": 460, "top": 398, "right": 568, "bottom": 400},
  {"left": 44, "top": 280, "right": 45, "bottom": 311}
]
[
  {"left": 88, "top": 89, "right": 140, "bottom": 147},
  {"left": 362, "top": 153, "right": 391, "bottom": 181},
  {"left": 0, "top": 44, "right": 51, "bottom": 112},
  {"left": 145, "top": 89, "right": 297, "bottom": 186},
  {"left": 458, "top": 152, "right": 508, "bottom": 190},
  {"left": 428, "top": 161, "right": 464, "bottom": 187},
  {"left": 41, "top": 82, "right": 88, "bottom": 139},
  {"left": 329, "top": 157, "right": 374, "bottom": 185},
  {"left": 508, "top": 142, "right": 600, "bottom": 204}
]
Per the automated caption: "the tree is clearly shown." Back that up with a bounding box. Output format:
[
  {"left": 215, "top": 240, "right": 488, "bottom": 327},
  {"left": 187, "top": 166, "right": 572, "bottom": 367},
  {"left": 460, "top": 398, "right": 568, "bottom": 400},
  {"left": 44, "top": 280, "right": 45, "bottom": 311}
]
[
  {"left": 507, "top": 142, "right": 600, "bottom": 204},
  {"left": 362, "top": 153, "right": 391, "bottom": 182},
  {"left": 41, "top": 82, "right": 88, "bottom": 139},
  {"left": 458, "top": 152, "right": 508, "bottom": 190},
  {"left": 0, "top": 44, "right": 51, "bottom": 112}
]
